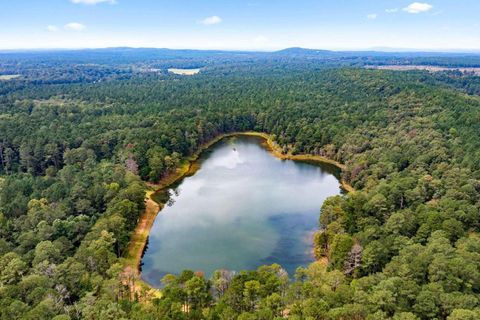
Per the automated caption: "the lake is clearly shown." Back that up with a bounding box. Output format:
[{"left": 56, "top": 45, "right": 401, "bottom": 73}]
[{"left": 141, "top": 135, "right": 341, "bottom": 287}]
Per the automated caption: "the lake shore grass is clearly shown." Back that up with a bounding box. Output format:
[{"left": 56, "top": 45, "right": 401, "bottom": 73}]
[{"left": 124, "top": 131, "right": 354, "bottom": 286}]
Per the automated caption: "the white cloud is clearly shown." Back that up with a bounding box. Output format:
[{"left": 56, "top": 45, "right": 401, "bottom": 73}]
[
  {"left": 367, "top": 13, "right": 378, "bottom": 20},
  {"left": 46, "top": 25, "right": 59, "bottom": 32},
  {"left": 403, "top": 2, "right": 433, "bottom": 14},
  {"left": 71, "top": 0, "right": 116, "bottom": 4},
  {"left": 200, "top": 16, "right": 222, "bottom": 26},
  {"left": 64, "top": 22, "right": 86, "bottom": 31},
  {"left": 386, "top": 8, "right": 399, "bottom": 13}
]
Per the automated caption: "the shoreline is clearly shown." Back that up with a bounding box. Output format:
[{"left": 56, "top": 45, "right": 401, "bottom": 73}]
[
  {"left": 124, "top": 131, "right": 354, "bottom": 284},
  {"left": 240, "top": 132, "right": 353, "bottom": 193}
]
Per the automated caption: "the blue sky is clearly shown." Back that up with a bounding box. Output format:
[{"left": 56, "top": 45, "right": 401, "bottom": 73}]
[{"left": 0, "top": 0, "right": 479, "bottom": 50}]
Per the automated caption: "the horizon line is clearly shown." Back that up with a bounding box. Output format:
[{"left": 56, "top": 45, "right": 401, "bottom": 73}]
[{"left": 1, "top": 46, "right": 480, "bottom": 55}]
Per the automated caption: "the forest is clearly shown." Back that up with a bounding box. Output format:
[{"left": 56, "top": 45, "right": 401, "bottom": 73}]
[{"left": 1, "top": 50, "right": 480, "bottom": 319}]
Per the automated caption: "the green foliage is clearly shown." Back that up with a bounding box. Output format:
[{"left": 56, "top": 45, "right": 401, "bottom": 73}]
[{"left": 1, "top": 56, "right": 480, "bottom": 319}]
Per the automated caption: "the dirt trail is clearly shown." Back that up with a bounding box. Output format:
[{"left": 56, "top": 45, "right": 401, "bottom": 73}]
[
  {"left": 122, "top": 190, "right": 162, "bottom": 301},
  {"left": 125, "top": 190, "right": 160, "bottom": 272}
]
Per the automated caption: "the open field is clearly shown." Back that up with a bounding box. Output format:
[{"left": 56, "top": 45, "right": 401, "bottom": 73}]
[
  {"left": 0, "top": 74, "right": 20, "bottom": 80},
  {"left": 167, "top": 68, "right": 201, "bottom": 75},
  {"left": 366, "top": 65, "right": 480, "bottom": 75}
]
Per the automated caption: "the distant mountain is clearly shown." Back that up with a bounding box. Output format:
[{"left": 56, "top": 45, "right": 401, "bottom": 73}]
[{"left": 274, "top": 47, "right": 336, "bottom": 56}]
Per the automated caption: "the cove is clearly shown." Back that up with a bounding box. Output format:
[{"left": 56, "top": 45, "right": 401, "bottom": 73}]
[{"left": 141, "top": 135, "right": 341, "bottom": 287}]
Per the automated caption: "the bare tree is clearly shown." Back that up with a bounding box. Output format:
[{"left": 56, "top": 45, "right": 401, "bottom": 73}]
[{"left": 343, "top": 243, "right": 363, "bottom": 276}]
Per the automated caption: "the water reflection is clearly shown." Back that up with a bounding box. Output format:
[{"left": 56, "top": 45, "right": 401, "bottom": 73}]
[{"left": 142, "top": 136, "right": 341, "bottom": 287}]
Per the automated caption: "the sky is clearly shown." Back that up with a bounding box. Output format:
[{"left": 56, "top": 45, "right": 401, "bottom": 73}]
[{"left": 0, "top": 0, "right": 479, "bottom": 51}]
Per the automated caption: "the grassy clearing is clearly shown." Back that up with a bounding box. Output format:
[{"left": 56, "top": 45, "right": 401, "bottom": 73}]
[
  {"left": 0, "top": 74, "right": 20, "bottom": 80},
  {"left": 168, "top": 68, "right": 201, "bottom": 75}
]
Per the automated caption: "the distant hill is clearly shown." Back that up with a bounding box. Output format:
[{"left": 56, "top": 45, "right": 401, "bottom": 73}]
[
  {"left": 2, "top": 46, "right": 480, "bottom": 57},
  {"left": 274, "top": 47, "right": 336, "bottom": 56},
  {"left": 1, "top": 47, "right": 480, "bottom": 68}
]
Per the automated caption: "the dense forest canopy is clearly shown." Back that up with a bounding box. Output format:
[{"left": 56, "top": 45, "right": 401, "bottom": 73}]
[{"left": 1, "top": 49, "right": 480, "bottom": 319}]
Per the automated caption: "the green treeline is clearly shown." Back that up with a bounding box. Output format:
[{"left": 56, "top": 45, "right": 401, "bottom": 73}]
[{"left": 0, "top": 65, "right": 480, "bottom": 319}]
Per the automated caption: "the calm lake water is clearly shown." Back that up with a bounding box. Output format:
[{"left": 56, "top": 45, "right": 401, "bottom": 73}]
[{"left": 141, "top": 136, "right": 341, "bottom": 287}]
